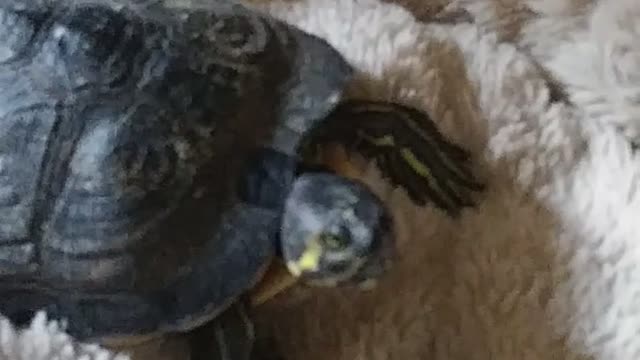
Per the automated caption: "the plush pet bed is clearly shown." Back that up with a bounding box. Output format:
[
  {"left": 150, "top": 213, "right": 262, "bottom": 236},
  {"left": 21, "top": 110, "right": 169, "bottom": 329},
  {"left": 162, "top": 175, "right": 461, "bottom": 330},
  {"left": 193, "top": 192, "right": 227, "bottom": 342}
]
[{"left": 3, "top": 0, "right": 640, "bottom": 359}]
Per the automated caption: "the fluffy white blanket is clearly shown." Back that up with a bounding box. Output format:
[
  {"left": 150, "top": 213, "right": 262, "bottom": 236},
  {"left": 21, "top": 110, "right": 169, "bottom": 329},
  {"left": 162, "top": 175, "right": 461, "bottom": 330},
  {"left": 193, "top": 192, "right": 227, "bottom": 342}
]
[{"left": 3, "top": 0, "right": 640, "bottom": 359}]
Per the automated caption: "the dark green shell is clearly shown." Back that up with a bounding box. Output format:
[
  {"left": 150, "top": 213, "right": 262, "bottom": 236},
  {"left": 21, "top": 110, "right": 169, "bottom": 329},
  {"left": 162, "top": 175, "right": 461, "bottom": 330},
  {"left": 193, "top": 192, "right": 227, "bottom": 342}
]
[{"left": 0, "top": 0, "right": 352, "bottom": 340}]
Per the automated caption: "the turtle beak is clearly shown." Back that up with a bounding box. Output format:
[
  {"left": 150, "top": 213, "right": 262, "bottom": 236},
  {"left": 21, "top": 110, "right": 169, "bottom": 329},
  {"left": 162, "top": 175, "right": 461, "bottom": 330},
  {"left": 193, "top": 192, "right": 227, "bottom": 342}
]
[{"left": 286, "top": 236, "right": 323, "bottom": 277}]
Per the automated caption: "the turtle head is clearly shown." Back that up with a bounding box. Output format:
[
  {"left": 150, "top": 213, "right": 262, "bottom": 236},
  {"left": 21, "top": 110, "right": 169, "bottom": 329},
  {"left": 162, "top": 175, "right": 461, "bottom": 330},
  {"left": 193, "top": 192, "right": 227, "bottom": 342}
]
[{"left": 280, "top": 173, "right": 394, "bottom": 289}]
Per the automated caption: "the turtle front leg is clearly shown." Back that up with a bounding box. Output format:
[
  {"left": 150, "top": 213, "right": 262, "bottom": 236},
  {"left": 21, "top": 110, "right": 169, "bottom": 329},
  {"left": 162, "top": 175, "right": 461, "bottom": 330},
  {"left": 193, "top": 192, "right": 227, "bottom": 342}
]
[
  {"left": 299, "top": 99, "right": 485, "bottom": 216},
  {"left": 189, "top": 301, "right": 287, "bottom": 360},
  {"left": 189, "top": 302, "right": 255, "bottom": 360}
]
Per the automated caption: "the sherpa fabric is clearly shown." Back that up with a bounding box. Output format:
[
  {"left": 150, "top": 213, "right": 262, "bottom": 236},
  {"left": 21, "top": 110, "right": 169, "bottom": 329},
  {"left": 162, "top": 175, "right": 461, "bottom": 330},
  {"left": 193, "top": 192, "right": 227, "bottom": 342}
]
[{"left": 3, "top": 0, "right": 640, "bottom": 359}]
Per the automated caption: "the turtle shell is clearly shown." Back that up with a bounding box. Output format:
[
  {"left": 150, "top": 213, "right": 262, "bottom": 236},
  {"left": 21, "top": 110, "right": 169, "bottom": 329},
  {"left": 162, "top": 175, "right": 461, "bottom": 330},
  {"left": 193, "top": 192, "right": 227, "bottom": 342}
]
[{"left": 0, "top": 0, "right": 352, "bottom": 321}]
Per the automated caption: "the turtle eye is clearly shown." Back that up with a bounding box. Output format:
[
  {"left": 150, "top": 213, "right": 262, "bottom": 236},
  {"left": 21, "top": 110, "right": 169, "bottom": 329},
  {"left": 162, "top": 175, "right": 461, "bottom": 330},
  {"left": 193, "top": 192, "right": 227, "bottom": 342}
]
[{"left": 318, "top": 233, "right": 350, "bottom": 251}]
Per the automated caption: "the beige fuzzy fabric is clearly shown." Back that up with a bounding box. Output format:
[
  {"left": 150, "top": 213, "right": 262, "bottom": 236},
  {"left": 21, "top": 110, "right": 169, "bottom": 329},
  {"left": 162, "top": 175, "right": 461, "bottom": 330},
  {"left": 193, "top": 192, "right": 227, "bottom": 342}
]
[{"left": 4, "top": 0, "right": 640, "bottom": 359}]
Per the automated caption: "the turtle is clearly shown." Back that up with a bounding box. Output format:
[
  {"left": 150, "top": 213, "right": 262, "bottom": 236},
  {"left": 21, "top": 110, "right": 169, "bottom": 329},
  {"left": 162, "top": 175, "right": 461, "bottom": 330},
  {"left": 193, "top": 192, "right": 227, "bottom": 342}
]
[{"left": 0, "top": 0, "right": 484, "bottom": 359}]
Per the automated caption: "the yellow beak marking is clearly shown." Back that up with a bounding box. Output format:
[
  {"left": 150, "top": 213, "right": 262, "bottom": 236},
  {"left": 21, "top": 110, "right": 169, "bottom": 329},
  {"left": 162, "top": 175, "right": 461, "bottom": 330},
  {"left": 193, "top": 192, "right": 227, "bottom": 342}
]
[{"left": 287, "top": 238, "right": 323, "bottom": 277}]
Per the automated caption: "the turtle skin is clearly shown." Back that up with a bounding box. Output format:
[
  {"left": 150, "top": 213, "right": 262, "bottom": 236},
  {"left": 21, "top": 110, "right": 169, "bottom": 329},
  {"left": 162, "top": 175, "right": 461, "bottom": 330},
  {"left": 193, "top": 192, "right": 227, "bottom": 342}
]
[
  {"left": 0, "top": 0, "right": 484, "bottom": 357},
  {"left": 301, "top": 99, "right": 485, "bottom": 216}
]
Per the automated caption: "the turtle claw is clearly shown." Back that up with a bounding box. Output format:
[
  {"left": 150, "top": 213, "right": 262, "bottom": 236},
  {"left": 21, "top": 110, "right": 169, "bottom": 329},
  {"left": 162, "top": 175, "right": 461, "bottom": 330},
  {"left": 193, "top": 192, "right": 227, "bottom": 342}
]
[
  {"left": 189, "top": 302, "right": 287, "bottom": 360},
  {"left": 301, "top": 100, "right": 485, "bottom": 216},
  {"left": 189, "top": 302, "right": 256, "bottom": 360}
]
